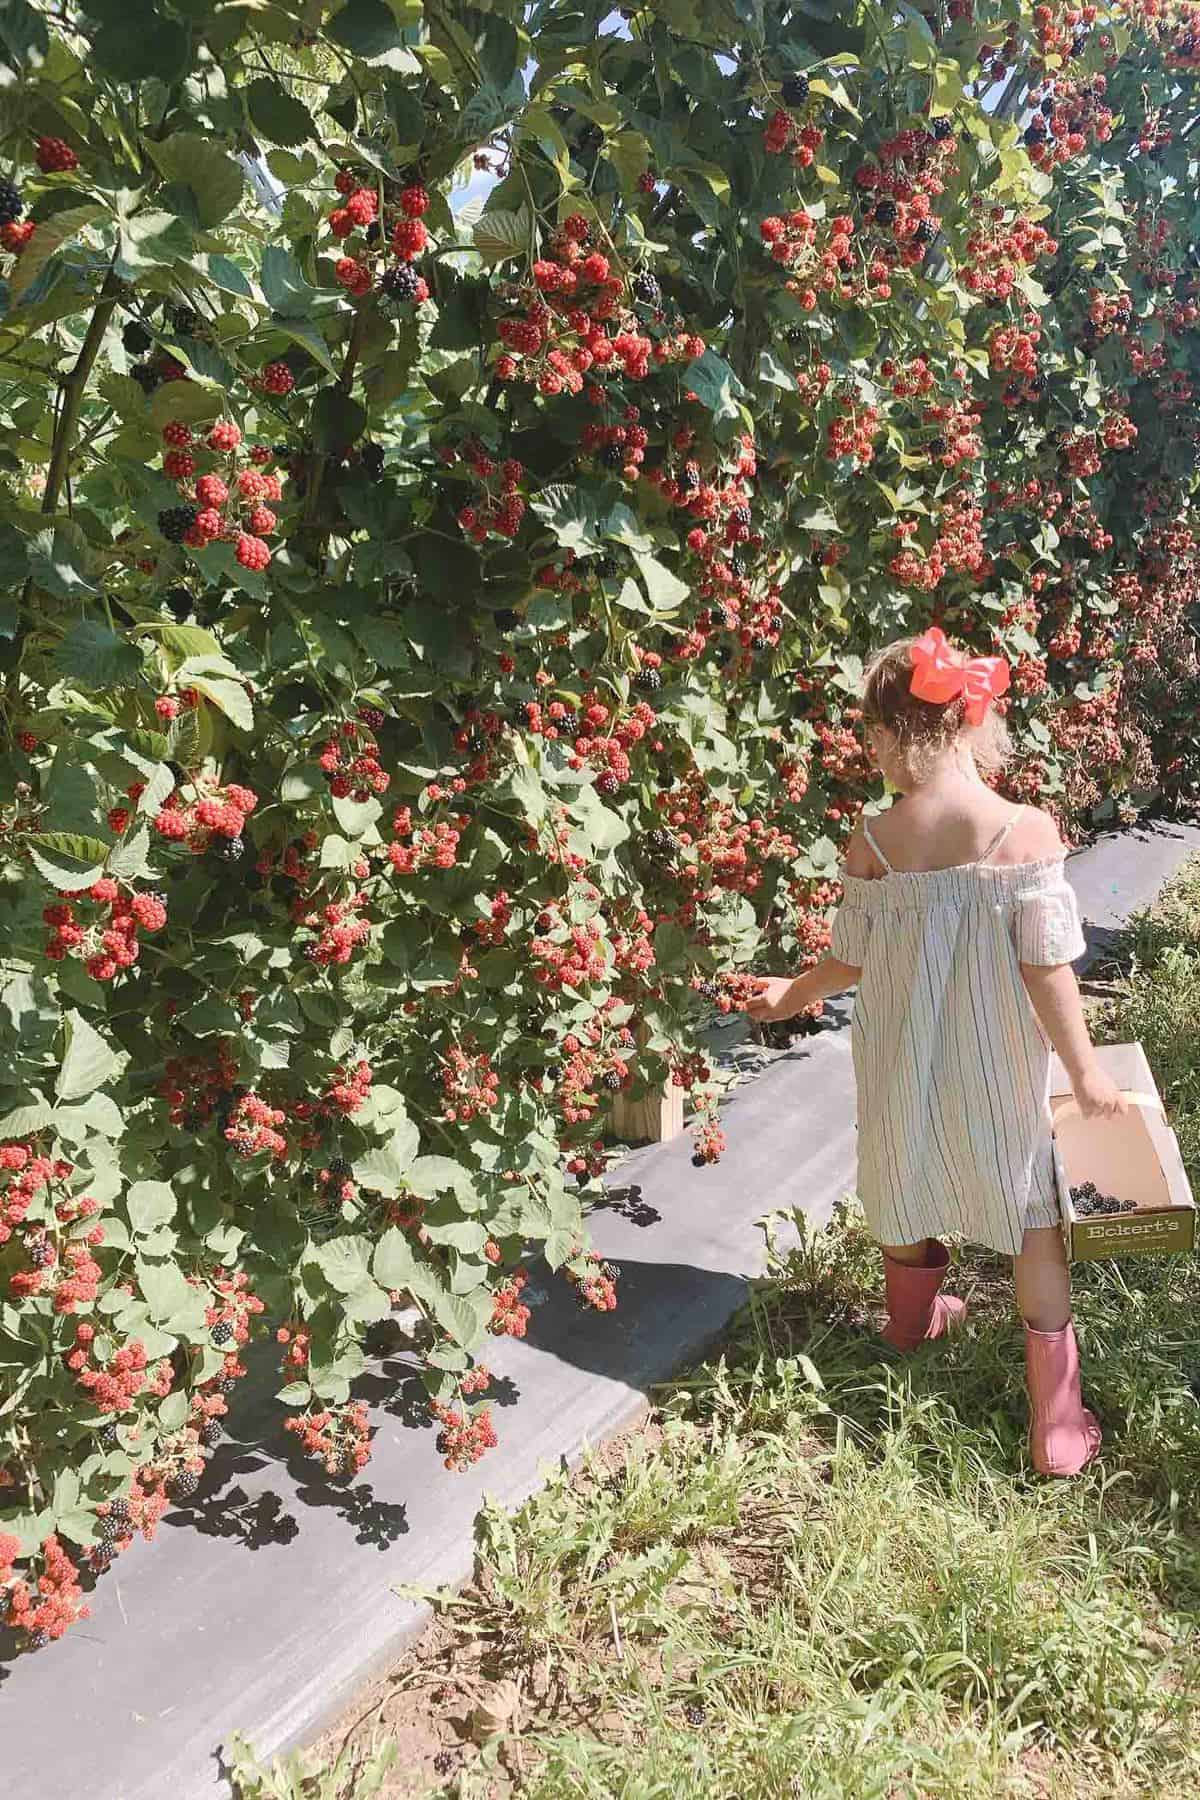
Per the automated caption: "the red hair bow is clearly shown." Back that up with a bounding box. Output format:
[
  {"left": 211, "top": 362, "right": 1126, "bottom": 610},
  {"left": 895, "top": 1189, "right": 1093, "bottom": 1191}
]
[{"left": 909, "top": 627, "right": 1010, "bottom": 726}]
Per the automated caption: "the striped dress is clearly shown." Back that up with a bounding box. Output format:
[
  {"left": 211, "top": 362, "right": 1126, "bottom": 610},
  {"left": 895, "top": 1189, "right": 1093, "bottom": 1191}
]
[{"left": 830, "top": 813, "right": 1087, "bottom": 1256}]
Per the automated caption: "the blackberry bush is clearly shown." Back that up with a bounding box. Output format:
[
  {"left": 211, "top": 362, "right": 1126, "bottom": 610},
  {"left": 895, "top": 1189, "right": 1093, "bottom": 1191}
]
[{"left": 0, "top": 0, "right": 1197, "bottom": 1655}]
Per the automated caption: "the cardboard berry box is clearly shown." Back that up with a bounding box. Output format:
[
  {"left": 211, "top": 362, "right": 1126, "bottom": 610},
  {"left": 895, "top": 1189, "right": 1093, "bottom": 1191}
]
[{"left": 1050, "top": 1042, "right": 1196, "bottom": 1262}]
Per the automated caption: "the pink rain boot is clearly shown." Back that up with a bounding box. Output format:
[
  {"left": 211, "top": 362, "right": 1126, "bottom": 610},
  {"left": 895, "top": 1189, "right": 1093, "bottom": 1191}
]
[
  {"left": 1024, "top": 1321, "right": 1102, "bottom": 1477},
  {"left": 880, "top": 1241, "right": 966, "bottom": 1351}
]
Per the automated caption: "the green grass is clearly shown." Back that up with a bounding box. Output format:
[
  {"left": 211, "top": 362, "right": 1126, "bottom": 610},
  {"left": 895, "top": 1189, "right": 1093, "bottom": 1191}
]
[{"left": 235, "top": 858, "right": 1200, "bottom": 1800}]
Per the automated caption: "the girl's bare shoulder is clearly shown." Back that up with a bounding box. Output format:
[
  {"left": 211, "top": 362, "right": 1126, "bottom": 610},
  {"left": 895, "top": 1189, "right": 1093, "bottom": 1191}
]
[{"left": 1000, "top": 804, "right": 1067, "bottom": 865}]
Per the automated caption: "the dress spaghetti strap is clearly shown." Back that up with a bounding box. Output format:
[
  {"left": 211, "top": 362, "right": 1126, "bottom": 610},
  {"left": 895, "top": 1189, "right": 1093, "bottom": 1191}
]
[
  {"left": 976, "top": 806, "right": 1024, "bottom": 867},
  {"left": 861, "top": 818, "right": 893, "bottom": 874}
]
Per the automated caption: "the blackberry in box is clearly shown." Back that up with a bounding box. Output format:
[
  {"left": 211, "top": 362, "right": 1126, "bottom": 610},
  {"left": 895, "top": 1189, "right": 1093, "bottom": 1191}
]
[{"left": 1050, "top": 1042, "right": 1195, "bottom": 1262}]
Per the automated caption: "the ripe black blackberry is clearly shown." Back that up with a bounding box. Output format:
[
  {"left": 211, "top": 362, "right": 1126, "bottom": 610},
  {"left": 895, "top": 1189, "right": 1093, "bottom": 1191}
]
[
  {"left": 731, "top": 503, "right": 751, "bottom": 527},
  {"left": 781, "top": 72, "right": 810, "bottom": 107},
  {"left": 595, "top": 554, "right": 617, "bottom": 576},
  {"left": 158, "top": 504, "right": 196, "bottom": 543},
  {"left": 361, "top": 441, "right": 385, "bottom": 480},
  {"left": 98, "top": 1422, "right": 119, "bottom": 1449},
  {"left": 874, "top": 198, "right": 898, "bottom": 227},
  {"left": 1024, "top": 120, "right": 1047, "bottom": 146},
  {"left": 329, "top": 1155, "right": 353, "bottom": 1177},
  {"left": 170, "top": 1470, "right": 201, "bottom": 1501},
  {"left": 164, "top": 584, "right": 193, "bottom": 621},
  {"left": 684, "top": 1701, "right": 707, "bottom": 1727},
  {"left": 599, "top": 442, "right": 624, "bottom": 469},
  {"left": 379, "top": 262, "right": 420, "bottom": 305},
  {"left": 131, "top": 361, "right": 161, "bottom": 393},
  {"left": 211, "top": 1320, "right": 234, "bottom": 1347},
  {"left": 681, "top": 462, "right": 700, "bottom": 493},
  {"left": 596, "top": 771, "right": 620, "bottom": 798},
  {"left": 631, "top": 269, "right": 661, "bottom": 307},
  {"left": 914, "top": 219, "right": 938, "bottom": 246},
  {"left": 200, "top": 1422, "right": 223, "bottom": 1448},
  {"left": 122, "top": 320, "right": 152, "bottom": 355},
  {"left": 928, "top": 436, "right": 947, "bottom": 457},
  {"left": 636, "top": 664, "right": 662, "bottom": 693},
  {"left": 28, "top": 1238, "right": 54, "bottom": 1268},
  {"left": 98, "top": 1511, "right": 128, "bottom": 1546},
  {"left": 0, "top": 178, "right": 22, "bottom": 225},
  {"left": 932, "top": 116, "right": 953, "bottom": 141},
  {"left": 432, "top": 1750, "right": 455, "bottom": 1776},
  {"left": 494, "top": 608, "right": 519, "bottom": 632},
  {"left": 602, "top": 1070, "right": 622, "bottom": 1091},
  {"left": 217, "top": 836, "right": 245, "bottom": 861},
  {"left": 170, "top": 305, "right": 198, "bottom": 334},
  {"left": 273, "top": 441, "right": 291, "bottom": 458},
  {"left": 645, "top": 827, "right": 675, "bottom": 854}
]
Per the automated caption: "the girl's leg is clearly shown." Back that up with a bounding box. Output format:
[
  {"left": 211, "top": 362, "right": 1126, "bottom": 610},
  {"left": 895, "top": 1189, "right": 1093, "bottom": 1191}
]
[
  {"left": 878, "top": 1237, "right": 965, "bottom": 1349},
  {"left": 1013, "top": 1225, "right": 1071, "bottom": 1331}
]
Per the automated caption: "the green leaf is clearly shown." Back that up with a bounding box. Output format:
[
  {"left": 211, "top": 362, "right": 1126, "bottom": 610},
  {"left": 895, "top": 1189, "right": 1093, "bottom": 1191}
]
[
  {"left": 261, "top": 245, "right": 317, "bottom": 316},
  {"left": 473, "top": 207, "right": 532, "bottom": 266},
  {"left": 188, "top": 674, "right": 253, "bottom": 733},
  {"left": 27, "top": 525, "right": 99, "bottom": 601},
  {"left": 430, "top": 1286, "right": 490, "bottom": 1351},
  {"left": 245, "top": 77, "right": 313, "bottom": 147},
  {"left": 158, "top": 1389, "right": 189, "bottom": 1431},
  {"left": 276, "top": 1381, "right": 312, "bottom": 1406},
  {"left": 25, "top": 832, "right": 110, "bottom": 892},
  {"left": 116, "top": 207, "right": 193, "bottom": 279},
  {"left": 143, "top": 134, "right": 245, "bottom": 228},
  {"left": 126, "top": 1180, "right": 176, "bottom": 1235},
  {"left": 9, "top": 205, "right": 102, "bottom": 305},
  {"left": 57, "top": 1010, "right": 119, "bottom": 1101},
  {"left": 309, "top": 1235, "right": 374, "bottom": 1295},
  {"left": 328, "top": 0, "right": 402, "bottom": 58},
  {"left": 92, "top": 10, "right": 189, "bottom": 81},
  {"left": 55, "top": 619, "right": 142, "bottom": 689},
  {"left": 373, "top": 1226, "right": 421, "bottom": 1291},
  {"left": 311, "top": 387, "right": 367, "bottom": 452},
  {"left": 354, "top": 1118, "right": 420, "bottom": 1195},
  {"left": 682, "top": 348, "right": 745, "bottom": 423},
  {"left": 633, "top": 551, "right": 688, "bottom": 615}
]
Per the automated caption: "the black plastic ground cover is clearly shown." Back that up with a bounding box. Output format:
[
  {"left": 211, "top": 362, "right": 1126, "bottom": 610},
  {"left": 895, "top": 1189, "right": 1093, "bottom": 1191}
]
[{"left": 3, "top": 817, "right": 1198, "bottom": 1800}]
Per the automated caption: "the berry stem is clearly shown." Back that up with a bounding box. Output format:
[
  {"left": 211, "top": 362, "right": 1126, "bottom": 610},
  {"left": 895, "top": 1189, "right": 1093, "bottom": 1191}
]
[{"left": 42, "top": 260, "right": 123, "bottom": 519}]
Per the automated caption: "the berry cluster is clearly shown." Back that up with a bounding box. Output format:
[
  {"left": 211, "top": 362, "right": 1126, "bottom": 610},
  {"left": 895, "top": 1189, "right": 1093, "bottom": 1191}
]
[
  {"left": 489, "top": 1269, "right": 531, "bottom": 1338},
  {"left": 430, "top": 1398, "right": 498, "bottom": 1471},
  {"left": 284, "top": 1401, "right": 371, "bottom": 1477},
  {"left": 151, "top": 781, "right": 258, "bottom": 858},
  {"left": 42, "top": 878, "right": 167, "bottom": 981},
  {"left": 157, "top": 419, "right": 283, "bottom": 568},
  {"left": 1071, "top": 1181, "right": 1138, "bottom": 1219}
]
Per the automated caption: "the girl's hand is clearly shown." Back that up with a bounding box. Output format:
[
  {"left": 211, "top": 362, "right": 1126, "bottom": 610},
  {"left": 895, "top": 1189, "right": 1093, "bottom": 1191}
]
[
  {"left": 1071, "top": 1064, "right": 1129, "bottom": 1120},
  {"left": 742, "top": 976, "right": 802, "bottom": 1023}
]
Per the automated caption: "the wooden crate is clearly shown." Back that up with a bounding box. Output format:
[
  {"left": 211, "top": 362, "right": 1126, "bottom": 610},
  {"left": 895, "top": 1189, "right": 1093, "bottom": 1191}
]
[
  {"left": 1050, "top": 1042, "right": 1195, "bottom": 1261},
  {"left": 609, "top": 1076, "right": 684, "bottom": 1145}
]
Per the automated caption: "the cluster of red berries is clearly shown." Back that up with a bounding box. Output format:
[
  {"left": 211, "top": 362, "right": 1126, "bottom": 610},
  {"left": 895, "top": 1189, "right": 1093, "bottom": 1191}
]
[
  {"left": 566, "top": 1253, "right": 618, "bottom": 1312},
  {"left": 159, "top": 419, "right": 283, "bottom": 569},
  {"left": 35, "top": 135, "right": 79, "bottom": 173},
  {"left": 299, "top": 890, "right": 371, "bottom": 968},
  {"left": 152, "top": 780, "right": 258, "bottom": 855},
  {"left": 327, "top": 170, "right": 432, "bottom": 302},
  {"left": 42, "top": 877, "right": 167, "bottom": 981},
  {"left": 489, "top": 1269, "right": 531, "bottom": 1339},
  {"left": 763, "top": 107, "right": 826, "bottom": 167},
  {"left": 1024, "top": 76, "right": 1114, "bottom": 169},
  {"left": 962, "top": 205, "right": 1057, "bottom": 302},
  {"left": 438, "top": 1044, "right": 500, "bottom": 1124},
  {"left": 65, "top": 1329, "right": 172, "bottom": 1414},
  {"left": 430, "top": 1398, "right": 498, "bottom": 1471},
  {"left": 285, "top": 1401, "right": 372, "bottom": 1477},
  {"left": 827, "top": 399, "right": 881, "bottom": 468},
  {"left": 386, "top": 805, "right": 465, "bottom": 876},
  {"left": 446, "top": 442, "right": 527, "bottom": 542},
  {"left": 0, "top": 1535, "right": 88, "bottom": 1647},
  {"left": 318, "top": 713, "right": 390, "bottom": 801},
  {"left": 691, "top": 1114, "right": 727, "bottom": 1167}
]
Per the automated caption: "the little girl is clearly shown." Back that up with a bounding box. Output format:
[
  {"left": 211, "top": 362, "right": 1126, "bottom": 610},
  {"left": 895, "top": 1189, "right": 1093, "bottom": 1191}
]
[{"left": 745, "top": 629, "right": 1126, "bottom": 1476}]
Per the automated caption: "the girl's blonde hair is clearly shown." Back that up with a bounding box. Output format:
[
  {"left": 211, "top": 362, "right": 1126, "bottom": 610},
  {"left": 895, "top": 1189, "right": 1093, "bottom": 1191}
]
[{"left": 861, "top": 636, "right": 1011, "bottom": 778}]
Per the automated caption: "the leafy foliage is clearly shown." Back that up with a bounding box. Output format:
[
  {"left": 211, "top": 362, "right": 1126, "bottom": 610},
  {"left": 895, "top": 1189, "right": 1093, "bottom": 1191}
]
[{"left": 0, "top": 0, "right": 1198, "bottom": 1650}]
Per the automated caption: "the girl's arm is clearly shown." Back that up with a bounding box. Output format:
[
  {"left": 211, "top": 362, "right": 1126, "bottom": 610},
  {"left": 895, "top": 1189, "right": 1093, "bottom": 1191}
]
[
  {"left": 742, "top": 955, "right": 861, "bottom": 1023},
  {"left": 1019, "top": 962, "right": 1127, "bottom": 1119}
]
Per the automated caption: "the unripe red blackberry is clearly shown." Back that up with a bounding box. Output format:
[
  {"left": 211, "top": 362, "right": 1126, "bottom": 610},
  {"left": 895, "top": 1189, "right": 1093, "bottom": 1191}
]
[{"left": 35, "top": 136, "right": 79, "bottom": 173}]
